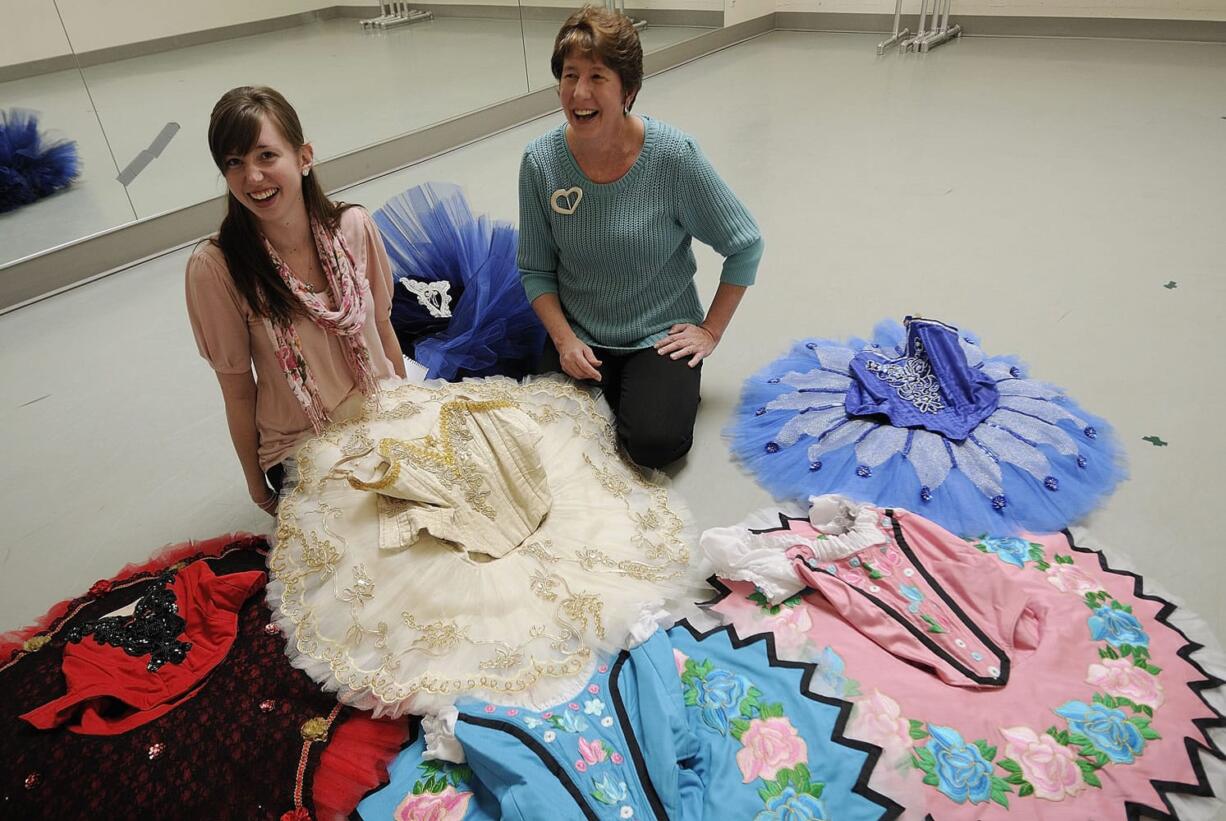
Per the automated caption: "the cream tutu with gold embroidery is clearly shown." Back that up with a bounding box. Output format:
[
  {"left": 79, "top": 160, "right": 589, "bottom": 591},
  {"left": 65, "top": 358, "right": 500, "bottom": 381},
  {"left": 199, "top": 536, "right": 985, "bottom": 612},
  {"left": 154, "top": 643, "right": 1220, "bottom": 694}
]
[{"left": 266, "top": 375, "right": 704, "bottom": 717}]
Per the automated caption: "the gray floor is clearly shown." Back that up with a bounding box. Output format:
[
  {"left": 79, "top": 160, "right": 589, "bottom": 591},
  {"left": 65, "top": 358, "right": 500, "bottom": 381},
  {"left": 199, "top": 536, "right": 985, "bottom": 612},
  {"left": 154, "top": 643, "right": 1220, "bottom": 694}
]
[
  {"left": 0, "top": 16, "right": 711, "bottom": 266},
  {"left": 2, "top": 30, "right": 1225, "bottom": 662}
]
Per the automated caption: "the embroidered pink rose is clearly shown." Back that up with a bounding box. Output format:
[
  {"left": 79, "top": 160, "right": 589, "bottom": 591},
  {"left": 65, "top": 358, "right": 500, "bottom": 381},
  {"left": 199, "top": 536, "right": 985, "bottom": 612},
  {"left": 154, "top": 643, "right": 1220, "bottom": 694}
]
[
  {"left": 393, "top": 785, "right": 473, "bottom": 821},
  {"left": 1046, "top": 564, "right": 1105, "bottom": 595},
  {"left": 611, "top": 752, "right": 624, "bottom": 764},
  {"left": 999, "top": 726, "right": 1084, "bottom": 802},
  {"left": 735, "top": 717, "right": 808, "bottom": 783},
  {"left": 673, "top": 649, "right": 689, "bottom": 676},
  {"left": 483, "top": 704, "right": 496, "bottom": 713},
  {"left": 578, "top": 737, "right": 608, "bottom": 765},
  {"left": 839, "top": 569, "right": 866, "bottom": 586},
  {"left": 588, "top": 684, "right": 601, "bottom": 694},
  {"left": 849, "top": 690, "right": 912, "bottom": 752},
  {"left": 575, "top": 760, "right": 588, "bottom": 773},
  {"left": 1086, "top": 657, "right": 1164, "bottom": 708},
  {"left": 764, "top": 605, "right": 814, "bottom": 654}
]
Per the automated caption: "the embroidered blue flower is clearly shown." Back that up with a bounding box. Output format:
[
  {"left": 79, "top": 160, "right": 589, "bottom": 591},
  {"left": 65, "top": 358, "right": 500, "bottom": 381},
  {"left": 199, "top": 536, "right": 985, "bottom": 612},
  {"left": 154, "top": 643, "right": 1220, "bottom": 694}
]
[
  {"left": 521, "top": 716, "right": 543, "bottom": 729},
  {"left": 1088, "top": 607, "right": 1149, "bottom": 648},
  {"left": 811, "top": 646, "right": 851, "bottom": 698},
  {"left": 590, "top": 773, "right": 629, "bottom": 805},
  {"left": 926, "top": 725, "right": 993, "bottom": 804},
  {"left": 583, "top": 698, "right": 606, "bottom": 717},
  {"left": 979, "top": 537, "right": 1030, "bottom": 568},
  {"left": 753, "top": 787, "right": 827, "bottom": 821},
  {"left": 1055, "top": 700, "right": 1145, "bottom": 763},
  {"left": 694, "top": 668, "right": 750, "bottom": 735},
  {"left": 900, "top": 583, "right": 924, "bottom": 614},
  {"left": 552, "top": 711, "right": 589, "bottom": 733}
]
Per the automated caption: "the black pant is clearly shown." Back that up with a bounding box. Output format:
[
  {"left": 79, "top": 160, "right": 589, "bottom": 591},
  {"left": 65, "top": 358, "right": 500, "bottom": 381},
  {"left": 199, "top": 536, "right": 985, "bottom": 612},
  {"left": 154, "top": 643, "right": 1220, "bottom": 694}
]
[{"left": 538, "top": 339, "right": 702, "bottom": 469}]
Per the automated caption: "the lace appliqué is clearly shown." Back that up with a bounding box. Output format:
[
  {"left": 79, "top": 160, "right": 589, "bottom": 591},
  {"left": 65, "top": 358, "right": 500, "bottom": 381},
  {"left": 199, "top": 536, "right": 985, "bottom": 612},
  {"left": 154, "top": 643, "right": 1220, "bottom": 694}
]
[
  {"left": 399, "top": 278, "right": 452, "bottom": 318},
  {"left": 65, "top": 573, "right": 191, "bottom": 672},
  {"left": 865, "top": 336, "right": 945, "bottom": 415}
]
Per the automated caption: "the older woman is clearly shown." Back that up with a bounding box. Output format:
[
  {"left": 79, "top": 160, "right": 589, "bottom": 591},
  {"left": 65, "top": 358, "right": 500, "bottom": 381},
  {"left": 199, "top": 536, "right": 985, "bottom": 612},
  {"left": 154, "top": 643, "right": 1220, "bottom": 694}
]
[{"left": 518, "top": 6, "right": 763, "bottom": 469}]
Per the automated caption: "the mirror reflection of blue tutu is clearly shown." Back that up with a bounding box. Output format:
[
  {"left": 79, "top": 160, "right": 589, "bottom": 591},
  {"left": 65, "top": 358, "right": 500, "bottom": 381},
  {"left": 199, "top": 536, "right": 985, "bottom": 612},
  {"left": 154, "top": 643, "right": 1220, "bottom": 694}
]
[
  {"left": 373, "top": 183, "right": 545, "bottom": 380},
  {"left": 728, "top": 318, "right": 1126, "bottom": 535}
]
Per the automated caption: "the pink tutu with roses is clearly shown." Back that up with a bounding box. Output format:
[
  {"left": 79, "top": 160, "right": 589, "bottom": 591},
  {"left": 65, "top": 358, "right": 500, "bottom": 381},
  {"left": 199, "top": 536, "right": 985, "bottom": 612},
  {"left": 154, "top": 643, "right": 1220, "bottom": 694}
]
[{"left": 702, "top": 497, "right": 1226, "bottom": 820}]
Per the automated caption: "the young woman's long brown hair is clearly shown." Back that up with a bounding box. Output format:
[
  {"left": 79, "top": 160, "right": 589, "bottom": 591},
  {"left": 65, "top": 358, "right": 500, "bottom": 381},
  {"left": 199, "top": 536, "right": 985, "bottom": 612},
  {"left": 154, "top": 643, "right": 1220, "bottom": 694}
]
[{"left": 206, "top": 86, "right": 352, "bottom": 324}]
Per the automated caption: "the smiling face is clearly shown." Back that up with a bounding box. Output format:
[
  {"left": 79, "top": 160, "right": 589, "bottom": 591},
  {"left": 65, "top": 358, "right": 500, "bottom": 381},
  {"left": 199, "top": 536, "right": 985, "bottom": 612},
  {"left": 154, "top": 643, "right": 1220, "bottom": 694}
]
[
  {"left": 221, "top": 115, "right": 313, "bottom": 224},
  {"left": 559, "top": 53, "right": 633, "bottom": 141}
]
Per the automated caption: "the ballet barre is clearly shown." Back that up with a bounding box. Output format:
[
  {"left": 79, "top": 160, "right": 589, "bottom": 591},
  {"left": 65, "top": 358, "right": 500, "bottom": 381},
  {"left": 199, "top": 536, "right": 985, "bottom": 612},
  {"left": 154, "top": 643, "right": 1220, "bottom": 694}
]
[
  {"left": 877, "top": 0, "right": 961, "bottom": 54},
  {"left": 607, "top": 0, "right": 648, "bottom": 32},
  {"left": 361, "top": 1, "right": 433, "bottom": 30}
]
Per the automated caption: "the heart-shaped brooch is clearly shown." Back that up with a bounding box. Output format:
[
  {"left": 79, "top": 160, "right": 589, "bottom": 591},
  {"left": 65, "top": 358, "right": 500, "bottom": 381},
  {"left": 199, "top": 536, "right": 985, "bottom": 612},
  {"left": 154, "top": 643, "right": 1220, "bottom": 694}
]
[{"left": 550, "top": 186, "right": 583, "bottom": 215}]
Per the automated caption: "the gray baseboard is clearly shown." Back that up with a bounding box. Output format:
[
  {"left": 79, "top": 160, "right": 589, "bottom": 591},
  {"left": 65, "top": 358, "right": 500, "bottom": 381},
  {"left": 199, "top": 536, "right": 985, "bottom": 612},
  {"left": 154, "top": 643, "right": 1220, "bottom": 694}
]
[
  {"left": 774, "top": 11, "right": 1226, "bottom": 42},
  {"left": 0, "top": 54, "right": 78, "bottom": 84},
  {"left": 0, "top": 5, "right": 379, "bottom": 84},
  {"left": 0, "top": 16, "right": 771, "bottom": 311}
]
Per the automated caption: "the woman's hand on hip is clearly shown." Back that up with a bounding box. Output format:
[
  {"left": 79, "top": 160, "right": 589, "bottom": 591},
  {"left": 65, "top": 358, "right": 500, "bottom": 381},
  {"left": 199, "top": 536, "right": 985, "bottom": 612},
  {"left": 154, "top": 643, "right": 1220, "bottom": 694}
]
[
  {"left": 655, "top": 323, "right": 717, "bottom": 367},
  {"left": 557, "top": 336, "right": 603, "bottom": 382}
]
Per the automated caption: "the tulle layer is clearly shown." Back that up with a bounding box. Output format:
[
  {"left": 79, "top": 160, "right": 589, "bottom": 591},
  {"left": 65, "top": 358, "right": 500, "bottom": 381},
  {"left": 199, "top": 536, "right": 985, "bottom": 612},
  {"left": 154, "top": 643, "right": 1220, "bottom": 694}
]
[
  {"left": 0, "top": 109, "right": 80, "bottom": 214},
  {"left": 268, "top": 376, "right": 706, "bottom": 717},
  {"left": 728, "top": 320, "right": 1127, "bottom": 536},
  {"left": 373, "top": 183, "right": 546, "bottom": 381}
]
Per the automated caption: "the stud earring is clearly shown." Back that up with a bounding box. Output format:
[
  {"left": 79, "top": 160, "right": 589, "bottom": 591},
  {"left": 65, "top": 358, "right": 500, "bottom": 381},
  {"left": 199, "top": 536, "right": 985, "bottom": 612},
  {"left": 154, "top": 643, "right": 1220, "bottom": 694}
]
[{"left": 302, "top": 167, "right": 310, "bottom": 177}]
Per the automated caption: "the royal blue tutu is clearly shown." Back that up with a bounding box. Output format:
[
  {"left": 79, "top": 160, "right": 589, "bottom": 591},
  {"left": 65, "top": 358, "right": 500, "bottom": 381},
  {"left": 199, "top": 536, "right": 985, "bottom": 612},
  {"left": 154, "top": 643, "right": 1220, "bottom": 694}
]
[
  {"left": 728, "top": 319, "right": 1126, "bottom": 536},
  {"left": 373, "top": 183, "right": 545, "bottom": 380},
  {"left": 0, "top": 110, "right": 80, "bottom": 214}
]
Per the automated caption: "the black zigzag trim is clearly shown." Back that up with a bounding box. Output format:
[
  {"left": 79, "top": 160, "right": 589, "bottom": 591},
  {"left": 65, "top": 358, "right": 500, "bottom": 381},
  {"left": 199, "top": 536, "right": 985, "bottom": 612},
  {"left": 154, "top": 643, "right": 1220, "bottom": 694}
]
[
  {"left": 696, "top": 520, "right": 1226, "bottom": 820},
  {"left": 671, "top": 615, "right": 904, "bottom": 821},
  {"left": 1062, "top": 528, "right": 1226, "bottom": 821}
]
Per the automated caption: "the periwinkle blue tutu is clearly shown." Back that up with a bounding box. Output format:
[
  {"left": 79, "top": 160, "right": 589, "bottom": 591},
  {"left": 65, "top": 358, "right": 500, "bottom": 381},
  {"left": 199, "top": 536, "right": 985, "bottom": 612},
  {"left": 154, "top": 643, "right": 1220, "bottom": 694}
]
[
  {"left": 0, "top": 110, "right": 80, "bottom": 214},
  {"left": 728, "top": 319, "right": 1126, "bottom": 536},
  {"left": 373, "top": 183, "right": 545, "bottom": 380}
]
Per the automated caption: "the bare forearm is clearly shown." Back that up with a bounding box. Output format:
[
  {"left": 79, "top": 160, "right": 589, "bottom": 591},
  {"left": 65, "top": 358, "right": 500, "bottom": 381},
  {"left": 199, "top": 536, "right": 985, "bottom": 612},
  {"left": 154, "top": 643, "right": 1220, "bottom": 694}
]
[
  {"left": 701, "top": 283, "right": 748, "bottom": 342},
  {"left": 222, "top": 393, "right": 267, "bottom": 493},
  {"left": 531, "top": 293, "right": 577, "bottom": 346}
]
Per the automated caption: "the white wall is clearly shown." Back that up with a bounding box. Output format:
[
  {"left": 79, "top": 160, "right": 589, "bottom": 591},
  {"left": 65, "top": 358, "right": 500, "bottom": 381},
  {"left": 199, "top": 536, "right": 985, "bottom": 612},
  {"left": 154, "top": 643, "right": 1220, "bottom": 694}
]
[
  {"left": 725, "top": 0, "right": 775, "bottom": 25},
  {"left": 1, "top": 0, "right": 73, "bottom": 68},
  {"left": 775, "top": 0, "right": 1226, "bottom": 21},
  {"left": 52, "top": 0, "right": 376, "bottom": 54}
]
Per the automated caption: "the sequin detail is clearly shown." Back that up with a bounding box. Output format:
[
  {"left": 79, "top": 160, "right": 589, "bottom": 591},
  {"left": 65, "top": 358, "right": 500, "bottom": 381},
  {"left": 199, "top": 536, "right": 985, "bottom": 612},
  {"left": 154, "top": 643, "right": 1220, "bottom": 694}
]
[
  {"left": 1084, "top": 426, "right": 1098, "bottom": 439},
  {"left": 1076, "top": 455, "right": 1088, "bottom": 469},
  {"left": 147, "top": 743, "right": 165, "bottom": 760},
  {"left": 765, "top": 442, "right": 780, "bottom": 454},
  {"left": 1044, "top": 476, "right": 1060, "bottom": 491},
  {"left": 864, "top": 335, "right": 945, "bottom": 414},
  {"left": 856, "top": 465, "right": 872, "bottom": 478},
  {"left": 64, "top": 572, "right": 190, "bottom": 672},
  {"left": 991, "top": 495, "right": 1008, "bottom": 510},
  {"left": 809, "top": 461, "right": 822, "bottom": 472},
  {"left": 919, "top": 486, "right": 932, "bottom": 503}
]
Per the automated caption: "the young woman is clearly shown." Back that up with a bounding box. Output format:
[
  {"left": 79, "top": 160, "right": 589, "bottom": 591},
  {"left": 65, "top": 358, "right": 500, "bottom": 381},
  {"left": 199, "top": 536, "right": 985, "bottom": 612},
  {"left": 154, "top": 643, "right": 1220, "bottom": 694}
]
[
  {"left": 186, "top": 86, "right": 405, "bottom": 516},
  {"left": 518, "top": 6, "right": 763, "bottom": 470}
]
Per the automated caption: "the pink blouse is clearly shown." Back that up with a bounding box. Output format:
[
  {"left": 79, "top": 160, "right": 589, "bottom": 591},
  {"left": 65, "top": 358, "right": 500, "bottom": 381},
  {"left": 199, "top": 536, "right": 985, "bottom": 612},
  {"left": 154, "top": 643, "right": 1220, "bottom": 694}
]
[{"left": 186, "top": 207, "right": 398, "bottom": 469}]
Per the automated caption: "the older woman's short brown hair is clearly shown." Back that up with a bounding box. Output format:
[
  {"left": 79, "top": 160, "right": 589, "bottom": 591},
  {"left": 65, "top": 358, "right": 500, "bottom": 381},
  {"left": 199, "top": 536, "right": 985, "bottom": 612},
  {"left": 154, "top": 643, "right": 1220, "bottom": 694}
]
[{"left": 550, "top": 6, "right": 644, "bottom": 110}]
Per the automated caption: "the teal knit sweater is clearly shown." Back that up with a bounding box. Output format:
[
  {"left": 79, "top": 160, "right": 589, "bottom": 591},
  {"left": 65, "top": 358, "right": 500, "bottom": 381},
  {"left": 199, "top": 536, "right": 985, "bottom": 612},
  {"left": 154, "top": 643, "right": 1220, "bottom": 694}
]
[{"left": 517, "top": 116, "right": 763, "bottom": 351}]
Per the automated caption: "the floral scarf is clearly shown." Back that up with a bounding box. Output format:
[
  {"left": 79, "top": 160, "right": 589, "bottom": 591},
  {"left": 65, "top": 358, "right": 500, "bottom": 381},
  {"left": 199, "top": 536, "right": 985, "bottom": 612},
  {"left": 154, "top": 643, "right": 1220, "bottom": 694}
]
[{"left": 262, "top": 217, "right": 378, "bottom": 433}]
